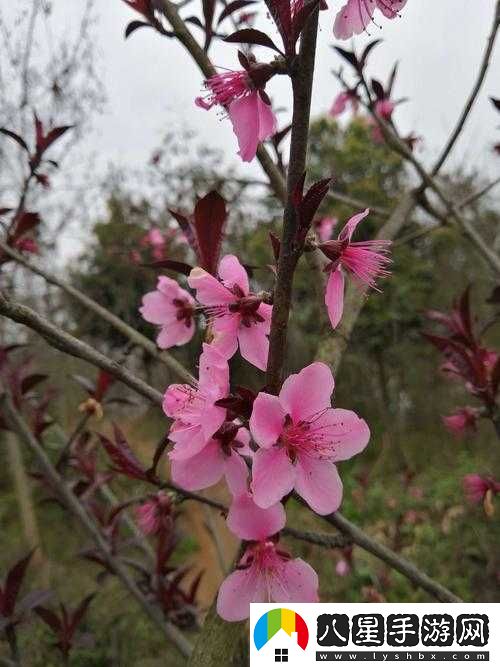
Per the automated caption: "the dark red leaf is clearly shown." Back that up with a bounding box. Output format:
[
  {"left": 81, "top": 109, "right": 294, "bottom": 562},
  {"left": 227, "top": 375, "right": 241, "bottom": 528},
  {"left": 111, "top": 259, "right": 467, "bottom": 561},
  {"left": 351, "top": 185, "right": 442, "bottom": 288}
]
[
  {"left": 490, "top": 97, "right": 500, "bottom": 112},
  {"left": 291, "top": 0, "right": 320, "bottom": 44},
  {"left": 272, "top": 124, "right": 291, "bottom": 148},
  {"left": 3, "top": 550, "right": 35, "bottom": 617},
  {"left": 298, "top": 178, "right": 332, "bottom": 230},
  {"left": 0, "top": 129, "right": 30, "bottom": 153},
  {"left": 99, "top": 426, "right": 149, "bottom": 482},
  {"left": 187, "top": 571, "right": 204, "bottom": 603},
  {"left": 193, "top": 191, "right": 227, "bottom": 275},
  {"left": 125, "top": 20, "right": 152, "bottom": 38},
  {"left": 224, "top": 29, "right": 282, "bottom": 54},
  {"left": 168, "top": 209, "right": 198, "bottom": 255},
  {"left": 69, "top": 594, "right": 95, "bottom": 635},
  {"left": 360, "top": 39, "right": 382, "bottom": 69},
  {"left": 371, "top": 78, "right": 385, "bottom": 100},
  {"left": 217, "top": 0, "right": 256, "bottom": 25},
  {"left": 35, "top": 606, "right": 62, "bottom": 632},
  {"left": 94, "top": 371, "right": 115, "bottom": 402},
  {"left": 333, "top": 46, "right": 359, "bottom": 70},
  {"left": 20, "top": 373, "right": 48, "bottom": 395},
  {"left": 387, "top": 61, "right": 399, "bottom": 96},
  {"left": 12, "top": 211, "right": 41, "bottom": 238},
  {"left": 141, "top": 258, "right": 193, "bottom": 275}
]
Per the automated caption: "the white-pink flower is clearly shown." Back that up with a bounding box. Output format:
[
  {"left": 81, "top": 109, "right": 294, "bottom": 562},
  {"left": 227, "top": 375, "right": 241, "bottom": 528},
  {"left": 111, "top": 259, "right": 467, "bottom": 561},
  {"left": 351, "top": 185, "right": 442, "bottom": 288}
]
[
  {"left": 195, "top": 71, "right": 277, "bottom": 162},
  {"left": 188, "top": 255, "right": 273, "bottom": 371},
  {"left": 140, "top": 276, "right": 195, "bottom": 349},
  {"left": 333, "top": 0, "right": 408, "bottom": 40},
  {"left": 170, "top": 421, "right": 251, "bottom": 492},
  {"left": 314, "top": 216, "right": 338, "bottom": 242},
  {"left": 217, "top": 540, "right": 319, "bottom": 621},
  {"left": 163, "top": 344, "right": 229, "bottom": 460},
  {"left": 250, "top": 362, "right": 370, "bottom": 515},
  {"left": 319, "top": 209, "right": 391, "bottom": 329},
  {"left": 330, "top": 91, "right": 359, "bottom": 118}
]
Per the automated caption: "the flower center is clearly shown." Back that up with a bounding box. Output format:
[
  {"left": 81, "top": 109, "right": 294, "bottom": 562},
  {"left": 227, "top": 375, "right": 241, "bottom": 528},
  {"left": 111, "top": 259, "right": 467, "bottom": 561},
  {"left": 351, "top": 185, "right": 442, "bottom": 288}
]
[
  {"left": 279, "top": 411, "right": 334, "bottom": 460},
  {"left": 173, "top": 298, "right": 194, "bottom": 326}
]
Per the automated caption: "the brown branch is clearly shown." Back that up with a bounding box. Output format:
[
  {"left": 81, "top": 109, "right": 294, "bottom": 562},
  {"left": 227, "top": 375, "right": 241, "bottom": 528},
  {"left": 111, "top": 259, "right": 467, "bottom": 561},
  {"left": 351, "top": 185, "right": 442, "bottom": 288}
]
[
  {"left": 431, "top": 0, "right": 500, "bottom": 175},
  {"left": 1, "top": 393, "right": 193, "bottom": 659},
  {"left": 0, "top": 240, "right": 195, "bottom": 386},
  {"left": 266, "top": 9, "right": 320, "bottom": 393},
  {"left": 323, "top": 511, "right": 463, "bottom": 603},
  {"left": 0, "top": 291, "right": 164, "bottom": 406}
]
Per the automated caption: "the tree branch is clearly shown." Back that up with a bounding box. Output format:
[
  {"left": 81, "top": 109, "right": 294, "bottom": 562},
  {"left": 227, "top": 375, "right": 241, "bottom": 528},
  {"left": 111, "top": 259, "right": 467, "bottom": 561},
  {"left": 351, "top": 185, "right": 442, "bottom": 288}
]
[{"left": 1, "top": 393, "right": 193, "bottom": 659}]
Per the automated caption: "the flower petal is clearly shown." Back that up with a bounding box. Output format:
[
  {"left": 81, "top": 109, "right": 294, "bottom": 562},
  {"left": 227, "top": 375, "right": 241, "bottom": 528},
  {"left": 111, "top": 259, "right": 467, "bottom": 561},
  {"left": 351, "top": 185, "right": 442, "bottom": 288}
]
[
  {"left": 227, "top": 492, "right": 285, "bottom": 540},
  {"left": 295, "top": 456, "right": 343, "bottom": 515},
  {"left": 338, "top": 208, "right": 370, "bottom": 242},
  {"left": 170, "top": 439, "right": 224, "bottom": 490},
  {"left": 252, "top": 447, "right": 295, "bottom": 508},
  {"left": 324, "top": 408, "right": 371, "bottom": 462},
  {"left": 229, "top": 92, "right": 260, "bottom": 163},
  {"left": 325, "top": 268, "right": 345, "bottom": 329},
  {"left": 218, "top": 254, "right": 249, "bottom": 295},
  {"left": 333, "top": 0, "right": 375, "bottom": 39},
  {"left": 224, "top": 451, "right": 249, "bottom": 497},
  {"left": 139, "top": 291, "right": 176, "bottom": 325},
  {"left": 279, "top": 362, "right": 335, "bottom": 422},
  {"left": 217, "top": 562, "right": 265, "bottom": 621},
  {"left": 188, "top": 267, "right": 234, "bottom": 305},
  {"left": 271, "top": 558, "right": 319, "bottom": 603},
  {"left": 256, "top": 94, "right": 277, "bottom": 142},
  {"left": 250, "top": 392, "right": 286, "bottom": 448},
  {"left": 238, "top": 323, "right": 269, "bottom": 371},
  {"left": 156, "top": 318, "right": 194, "bottom": 349}
]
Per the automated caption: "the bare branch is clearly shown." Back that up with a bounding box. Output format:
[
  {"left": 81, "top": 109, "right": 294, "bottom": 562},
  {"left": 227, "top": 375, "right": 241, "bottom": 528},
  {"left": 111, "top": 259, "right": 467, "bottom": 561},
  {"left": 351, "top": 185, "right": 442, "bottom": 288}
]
[
  {"left": 431, "top": 0, "right": 500, "bottom": 175},
  {"left": 0, "top": 291, "right": 164, "bottom": 406},
  {"left": 0, "top": 240, "right": 196, "bottom": 386},
  {"left": 1, "top": 393, "right": 193, "bottom": 658}
]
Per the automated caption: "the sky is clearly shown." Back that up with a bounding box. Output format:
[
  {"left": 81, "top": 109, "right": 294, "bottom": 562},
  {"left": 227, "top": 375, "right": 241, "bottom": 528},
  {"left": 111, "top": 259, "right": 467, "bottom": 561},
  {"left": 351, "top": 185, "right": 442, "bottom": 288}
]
[
  {"left": 88, "top": 0, "right": 500, "bottom": 181},
  {"left": 4, "top": 0, "right": 500, "bottom": 241}
]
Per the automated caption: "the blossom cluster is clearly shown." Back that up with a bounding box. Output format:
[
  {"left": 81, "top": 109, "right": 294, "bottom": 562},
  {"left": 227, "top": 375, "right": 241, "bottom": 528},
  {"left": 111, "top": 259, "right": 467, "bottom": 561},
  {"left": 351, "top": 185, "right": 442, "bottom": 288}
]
[{"left": 139, "top": 216, "right": 391, "bottom": 619}]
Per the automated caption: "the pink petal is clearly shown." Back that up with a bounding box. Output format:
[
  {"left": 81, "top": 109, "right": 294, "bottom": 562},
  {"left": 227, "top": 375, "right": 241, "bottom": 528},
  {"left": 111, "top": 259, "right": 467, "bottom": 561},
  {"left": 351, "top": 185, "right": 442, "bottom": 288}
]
[
  {"left": 211, "top": 316, "right": 240, "bottom": 360},
  {"left": 188, "top": 267, "right": 234, "bottom": 305},
  {"left": 217, "top": 562, "right": 265, "bottom": 621},
  {"left": 229, "top": 93, "right": 260, "bottom": 163},
  {"left": 169, "top": 425, "right": 208, "bottom": 461},
  {"left": 256, "top": 93, "right": 277, "bottom": 142},
  {"left": 163, "top": 384, "right": 190, "bottom": 418},
  {"left": 329, "top": 92, "right": 349, "bottom": 117},
  {"left": 333, "top": 0, "right": 375, "bottom": 39},
  {"left": 252, "top": 447, "right": 295, "bottom": 509},
  {"left": 139, "top": 291, "right": 176, "bottom": 325},
  {"left": 324, "top": 408, "right": 371, "bottom": 462},
  {"left": 227, "top": 492, "right": 285, "bottom": 540},
  {"left": 376, "top": 0, "right": 407, "bottom": 18},
  {"left": 295, "top": 456, "right": 343, "bottom": 515},
  {"left": 272, "top": 558, "right": 319, "bottom": 603},
  {"left": 338, "top": 208, "right": 370, "bottom": 242},
  {"left": 250, "top": 392, "right": 286, "bottom": 448},
  {"left": 279, "top": 362, "right": 335, "bottom": 422},
  {"left": 224, "top": 451, "right": 249, "bottom": 497},
  {"left": 156, "top": 318, "right": 194, "bottom": 349},
  {"left": 325, "top": 268, "right": 345, "bottom": 329},
  {"left": 198, "top": 343, "right": 230, "bottom": 396},
  {"left": 170, "top": 439, "right": 224, "bottom": 490},
  {"left": 157, "top": 275, "right": 184, "bottom": 299},
  {"left": 238, "top": 324, "right": 269, "bottom": 371},
  {"left": 218, "top": 254, "right": 249, "bottom": 295}
]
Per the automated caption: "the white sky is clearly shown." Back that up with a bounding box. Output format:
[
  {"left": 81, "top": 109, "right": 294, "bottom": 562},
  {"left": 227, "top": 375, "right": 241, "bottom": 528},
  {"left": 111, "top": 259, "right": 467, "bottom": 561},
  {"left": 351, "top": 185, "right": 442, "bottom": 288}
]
[{"left": 88, "top": 0, "right": 500, "bottom": 181}]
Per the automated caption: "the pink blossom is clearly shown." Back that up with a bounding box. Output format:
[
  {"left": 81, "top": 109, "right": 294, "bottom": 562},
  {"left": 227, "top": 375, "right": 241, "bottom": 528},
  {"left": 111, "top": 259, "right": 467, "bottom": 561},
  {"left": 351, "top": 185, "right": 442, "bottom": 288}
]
[
  {"left": 442, "top": 407, "right": 479, "bottom": 438},
  {"left": 333, "top": 0, "right": 408, "bottom": 40},
  {"left": 314, "top": 217, "right": 338, "bottom": 242},
  {"left": 14, "top": 237, "right": 39, "bottom": 254},
  {"left": 226, "top": 491, "right": 286, "bottom": 541},
  {"left": 195, "top": 72, "right": 277, "bottom": 162},
  {"left": 250, "top": 362, "right": 370, "bottom": 515},
  {"left": 135, "top": 491, "right": 173, "bottom": 536},
  {"left": 139, "top": 276, "right": 195, "bottom": 349},
  {"left": 335, "top": 545, "right": 353, "bottom": 577},
  {"left": 463, "top": 474, "right": 500, "bottom": 505},
  {"left": 330, "top": 91, "right": 359, "bottom": 118},
  {"left": 375, "top": 98, "right": 395, "bottom": 120},
  {"left": 188, "top": 255, "right": 273, "bottom": 371},
  {"left": 141, "top": 227, "right": 166, "bottom": 260},
  {"left": 170, "top": 421, "right": 251, "bottom": 493},
  {"left": 319, "top": 209, "right": 391, "bottom": 329},
  {"left": 163, "top": 344, "right": 229, "bottom": 460},
  {"left": 217, "top": 540, "right": 318, "bottom": 621}
]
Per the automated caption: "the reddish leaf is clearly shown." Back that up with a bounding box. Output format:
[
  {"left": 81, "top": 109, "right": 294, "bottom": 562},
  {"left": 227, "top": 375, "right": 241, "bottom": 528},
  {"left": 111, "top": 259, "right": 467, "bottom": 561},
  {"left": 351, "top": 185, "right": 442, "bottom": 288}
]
[
  {"left": 193, "top": 191, "right": 227, "bottom": 275},
  {"left": 218, "top": 0, "right": 256, "bottom": 25},
  {"left": 141, "top": 258, "right": 193, "bottom": 275},
  {"left": 2, "top": 550, "right": 35, "bottom": 617},
  {"left": 291, "top": 0, "right": 320, "bottom": 44},
  {"left": 168, "top": 209, "right": 198, "bottom": 254},
  {"left": 0, "top": 129, "right": 29, "bottom": 153},
  {"left": 12, "top": 211, "right": 41, "bottom": 238},
  {"left": 333, "top": 45, "right": 359, "bottom": 70},
  {"left": 360, "top": 39, "right": 382, "bottom": 69},
  {"left": 99, "top": 426, "right": 150, "bottom": 482},
  {"left": 371, "top": 78, "right": 385, "bottom": 100},
  {"left": 69, "top": 594, "right": 95, "bottom": 635},
  {"left": 35, "top": 606, "right": 62, "bottom": 632},
  {"left": 94, "top": 371, "right": 115, "bottom": 402},
  {"left": 298, "top": 178, "right": 332, "bottom": 230},
  {"left": 490, "top": 97, "right": 500, "bottom": 112},
  {"left": 224, "top": 29, "right": 282, "bottom": 54},
  {"left": 125, "top": 20, "right": 152, "bottom": 38},
  {"left": 20, "top": 373, "right": 48, "bottom": 395}
]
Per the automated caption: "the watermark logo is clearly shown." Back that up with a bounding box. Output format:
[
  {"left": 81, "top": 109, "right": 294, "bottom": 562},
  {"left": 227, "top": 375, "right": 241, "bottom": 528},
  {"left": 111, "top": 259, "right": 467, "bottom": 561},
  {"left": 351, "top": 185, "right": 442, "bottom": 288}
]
[{"left": 254, "top": 608, "right": 309, "bottom": 659}]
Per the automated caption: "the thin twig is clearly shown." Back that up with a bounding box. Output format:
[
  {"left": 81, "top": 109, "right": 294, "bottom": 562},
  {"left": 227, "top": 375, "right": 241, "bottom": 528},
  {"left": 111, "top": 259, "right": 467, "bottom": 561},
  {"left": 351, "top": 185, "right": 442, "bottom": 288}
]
[
  {"left": 431, "top": 0, "right": 500, "bottom": 176},
  {"left": 0, "top": 240, "right": 195, "bottom": 386}
]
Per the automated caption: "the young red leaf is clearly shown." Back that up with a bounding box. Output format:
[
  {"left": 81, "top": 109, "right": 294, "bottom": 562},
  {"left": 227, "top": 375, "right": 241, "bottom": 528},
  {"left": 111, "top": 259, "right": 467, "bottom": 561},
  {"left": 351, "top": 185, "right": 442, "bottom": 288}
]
[
  {"left": 141, "top": 258, "right": 193, "bottom": 275},
  {"left": 193, "top": 191, "right": 227, "bottom": 275},
  {"left": 2, "top": 550, "right": 35, "bottom": 618},
  {"left": 218, "top": 0, "right": 256, "bottom": 26},
  {"left": 20, "top": 373, "right": 48, "bottom": 395},
  {"left": 125, "top": 20, "right": 153, "bottom": 38},
  {"left": 99, "top": 427, "right": 150, "bottom": 482},
  {"left": 224, "top": 29, "right": 282, "bottom": 54},
  {"left": 12, "top": 211, "right": 41, "bottom": 238},
  {"left": 371, "top": 78, "right": 385, "bottom": 101},
  {"left": 333, "top": 46, "right": 359, "bottom": 70},
  {"left": 490, "top": 97, "right": 500, "bottom": 112},
  {"left": 360, "top": 39, "right": 382, "bottom": 69},
  {"left": 94, "top": 371, "right": 115, "bottom": 402},
  {"left": 35, "top": 606, "right": 62, "bottom": 632},
  {"left": 0, "top": 129, "right": 30, "bottom": 153}
]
